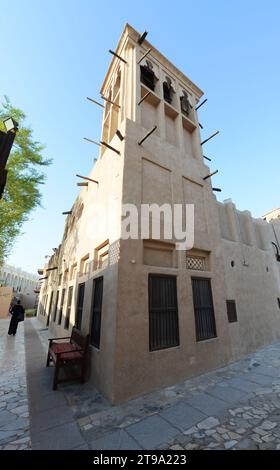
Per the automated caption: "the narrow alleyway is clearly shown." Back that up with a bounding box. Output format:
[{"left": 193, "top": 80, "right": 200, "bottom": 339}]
[
  {"left": 0, "top": 319, "right": 30, "bottom": 450},
  {"left": 1, "top": 317, "right": 280, "bottom": 450}
]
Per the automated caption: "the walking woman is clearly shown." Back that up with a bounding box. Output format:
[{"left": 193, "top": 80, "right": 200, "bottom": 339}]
[{"left": 8, "top": 300, "right": 25, "bottom": 336}]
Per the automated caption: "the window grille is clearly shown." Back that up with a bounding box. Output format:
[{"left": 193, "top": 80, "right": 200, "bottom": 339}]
[
  {"left": 64, "top": 286, "right": 73, "bottom": 330},
  {"left": 90, "top": 277, "right": 103, "bottom": 348},
  {"left": 149, "top": 275, "right": 179, "bottom": 351},
  {"left": 226, "top": 300, "right": 238, "bottom": 323},
  {"left": 192, "top": 278, "right": 217, "bottom": 341},
  {"left": 186, "top": 255, "right": 206, "bottom": 271}
]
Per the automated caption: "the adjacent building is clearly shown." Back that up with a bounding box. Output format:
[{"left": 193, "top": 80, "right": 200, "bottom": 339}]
[
  {"left": 263, "top": 208, "right": 280, "bottom": 222},
  {"left": 0, "top": 263, "right": 39, "bottom": 317},
  {"left": 37, "top": 24, "right": 280, "bottom": 404}
]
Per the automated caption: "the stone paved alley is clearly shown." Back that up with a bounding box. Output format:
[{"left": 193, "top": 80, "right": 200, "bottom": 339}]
[{"left": 1, "top": 317, "right": 280, "bottom": 450}]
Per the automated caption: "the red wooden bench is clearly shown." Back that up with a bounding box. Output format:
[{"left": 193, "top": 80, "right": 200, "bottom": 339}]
[{"left": 46, "top": 327, "right": 90, "bottom": 390}]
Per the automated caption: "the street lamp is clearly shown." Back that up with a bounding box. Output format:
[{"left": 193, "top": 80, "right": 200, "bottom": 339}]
[
  {"left": 0, "top": 116, "right": 19, "bottom": 198},
  {"left": 3, "top": 117, "right": 18, "bottom": 133}
]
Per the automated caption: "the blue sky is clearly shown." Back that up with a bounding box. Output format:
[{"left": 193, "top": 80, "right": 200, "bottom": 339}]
[{"left": 0, "top": 0, "right": 279, "bottom": 274}]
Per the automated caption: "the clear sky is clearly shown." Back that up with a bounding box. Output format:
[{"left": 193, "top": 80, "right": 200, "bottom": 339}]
[{"left": 0, "top": 0, "right": 279, "bottom": 274}]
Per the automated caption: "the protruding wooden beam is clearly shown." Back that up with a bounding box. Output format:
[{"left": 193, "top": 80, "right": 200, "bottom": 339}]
[
  {"left": 201, "top": 131, "right": 219, "bottom": 146},
  {"left": 203, "top": 155, "right": 212, "bottom": 162},
  {"left": 212, "top": 187, "right": 222, "bottom": 192},
  {"left": 137, "top": 48, "right": 152, "bottom": 64},
  {"left": 138, "top": 125, "right": 157, "bottom": 146},
  {"left": 39, "top": 276, "right": 48, "bottom": 281},
  {"left": 77, "top": 182, "right": 88, "bottom": 187},
  {"left": 84, "top": 137, "right": 101, "bottom": 147},
  {"left": 100, "top": 141, "right": 120, "bottom": 155},
  {"left": 116, "top": 129, "right": 124, "bottom": 141},
  {"left": 86, "top": 97, "right": 105, "bottom": 108},
  {"left": 203, "top": 170, "right": 219, "bottom": 180},
  {"left": 195, "top": 98, "right": 207, "bottom": 111},
  {"left": 101, "top": 95, "right": 121, "bottom": 108},
  {"left": 138, "top": 91, "right": 151, "bottom": 105},
  {"left": 109, "top": 49, "right": 127, "bottom": 64},
  {"left": 138, "top": 31, "right": 148, "bottom": 45},
  {"left": 62, "top": 211, "right": 72, "bottom": 215},
  {"left": 76, "top": 174, "right": 99, "bottom": 184},
  {"left": 199, "top": 122, "right": 203, "bottom": 129},
  {"left": 46, "top": 267, "right": 58, "bottom": 271}
]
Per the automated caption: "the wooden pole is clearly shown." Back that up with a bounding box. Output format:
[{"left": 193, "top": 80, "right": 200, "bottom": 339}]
[
  {"left": 195, "top": 98, "right": 207, "bottom": 111},
  {"left": 62, "top": 211, "right": 72, "bottom": 215},
  {"left": 138, "top": 31, "right": 148, "bottom": 45},
  {"left": 86, "top": 97, "right": 105, "bottom": 109},
  {"left": 116, "top": 129, "right": 124, "bottom": 141},
  {"left": 138, "top": 126, "right": 157, "bottom": 146},
  {"left": 77, "top": 182, "right": 88, "bottom": 187},
  {"left": 84, "top": 137, "right": 101, "bottom": 147},
  {"left": 137, "top": 48, "right": 152, "bottom": 64},
  {"left": 46, "top": 267, "right": 58, "bottom": 271},
  {"left": 212, "top": 188, "right": 222, "bottom": 192},
  {"left": 203, "top": 155, "right": 212, "bottom": 161},
  {"left": 100, "top": 141, "right": 120, "bottom": 155},
  {"left": 101, "top": 95, "right": 121, "bottom": 108},
  {"left": 138, "top": 91, "right": 151, "bottom": 105},
  {"left": 108, "top": 49, "right": 127, "bottom": 64},
  {"left": 76, "top": 174, "right": 99, "bottom": 184},
  {"left": 203, "top": 170, "right": 219, "bottom": 180},
  {"left": 201, "top": 131, "right": 219, "bottom": 146}
]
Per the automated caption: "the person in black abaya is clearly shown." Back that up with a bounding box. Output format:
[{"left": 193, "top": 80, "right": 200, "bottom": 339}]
[{"left": 8, "top": 300, "right": 25, "bottom": 336}]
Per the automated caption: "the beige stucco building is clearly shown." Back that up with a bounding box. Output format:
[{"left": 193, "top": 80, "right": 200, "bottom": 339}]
[
  {"left": 263, "top": 208, "right": 280, "bottom": 222},
  {"left": 0, "top": 264, "right": 39, "bottom": 317},
  {"left": 37, "top": 24, "right": 280, "bottom": 404}
]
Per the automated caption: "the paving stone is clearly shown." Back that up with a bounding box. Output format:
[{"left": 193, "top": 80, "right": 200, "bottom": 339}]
[
  {"left": 252, "top": 366, "right": 280, "bottom": 378},
  {"left": 170, "top": 444, "right": 184, "bottom": 450},
  {"left": 260, "top": 420, "right": 277, "bottom": 431},
  {"left": 212, "top": 433, "right": 223, "bottom": 444},
  {"left": 205, "top": 429, "right": 216, "bottom": 436},
  {"left": 126, "top": 415, "right": 178, "bottom": 449},
  {"left": 73, "top": 443, "right": 90, "bottom": 450},
  {"left": 10, "top": 405, "right": 29, "bottom": 415},
  {"left": 236, "top": 428, "right": 246, "bottom": 434},
  {"left": 90, "top": 429, "right": 141, "bottom": 450},
  {"left": 0, "top": 430, "right": 18, "bottom": 444},
  {"left": 186, "top": 392, "right": 228, "bottom": 416},
  {"left": 29, "top": 391, "right": 67, "bottom": 413},
  {"left": 196, "top": 416, "right": 220, "bottom": 430},
  {"left": 262, "top": 434, "right": 274, "bottom": 443},
  {"left": 32, "top": 421, "right": 85, "bottom": 450},
  {"left": 227, "top": 431, "right": 241, "bottom": 440},
  {"left": 251, "top": 433, "right": 262, "bottom": 443},
  {"left": 3, "top": 444, "right": 17, "bottom": 450},
  {"left": 206, "top": 442, "right": 220, "bottom": 449},
  {"left": 160, "top": 402, "right": 206, "bottom": 431},
  {"left": 244, "top": 372, "right": 274, "bottom": 386},
  {"left": 206, "top": 384, "right": 248, "bottom": 404},
  {"left": 184, "top": 443, "right": 198, "bottom": 450},
  {"left": 224, "top": 440, "right": 238, "bottom": 449},
  {"left": 226, "top": 378, "right": 259, "bottom": 393},
  {"left": 83, "top": 424, "right": 93, "bottom": 431},
  {"left": 253, "top": 427, "right": 268, "bottom": 436},
  {"left": 78, "top": 416, "right": 91, "bottom": 427},
  {"left": 30, "top": 404, "right": 74, "bottom": 433}
]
